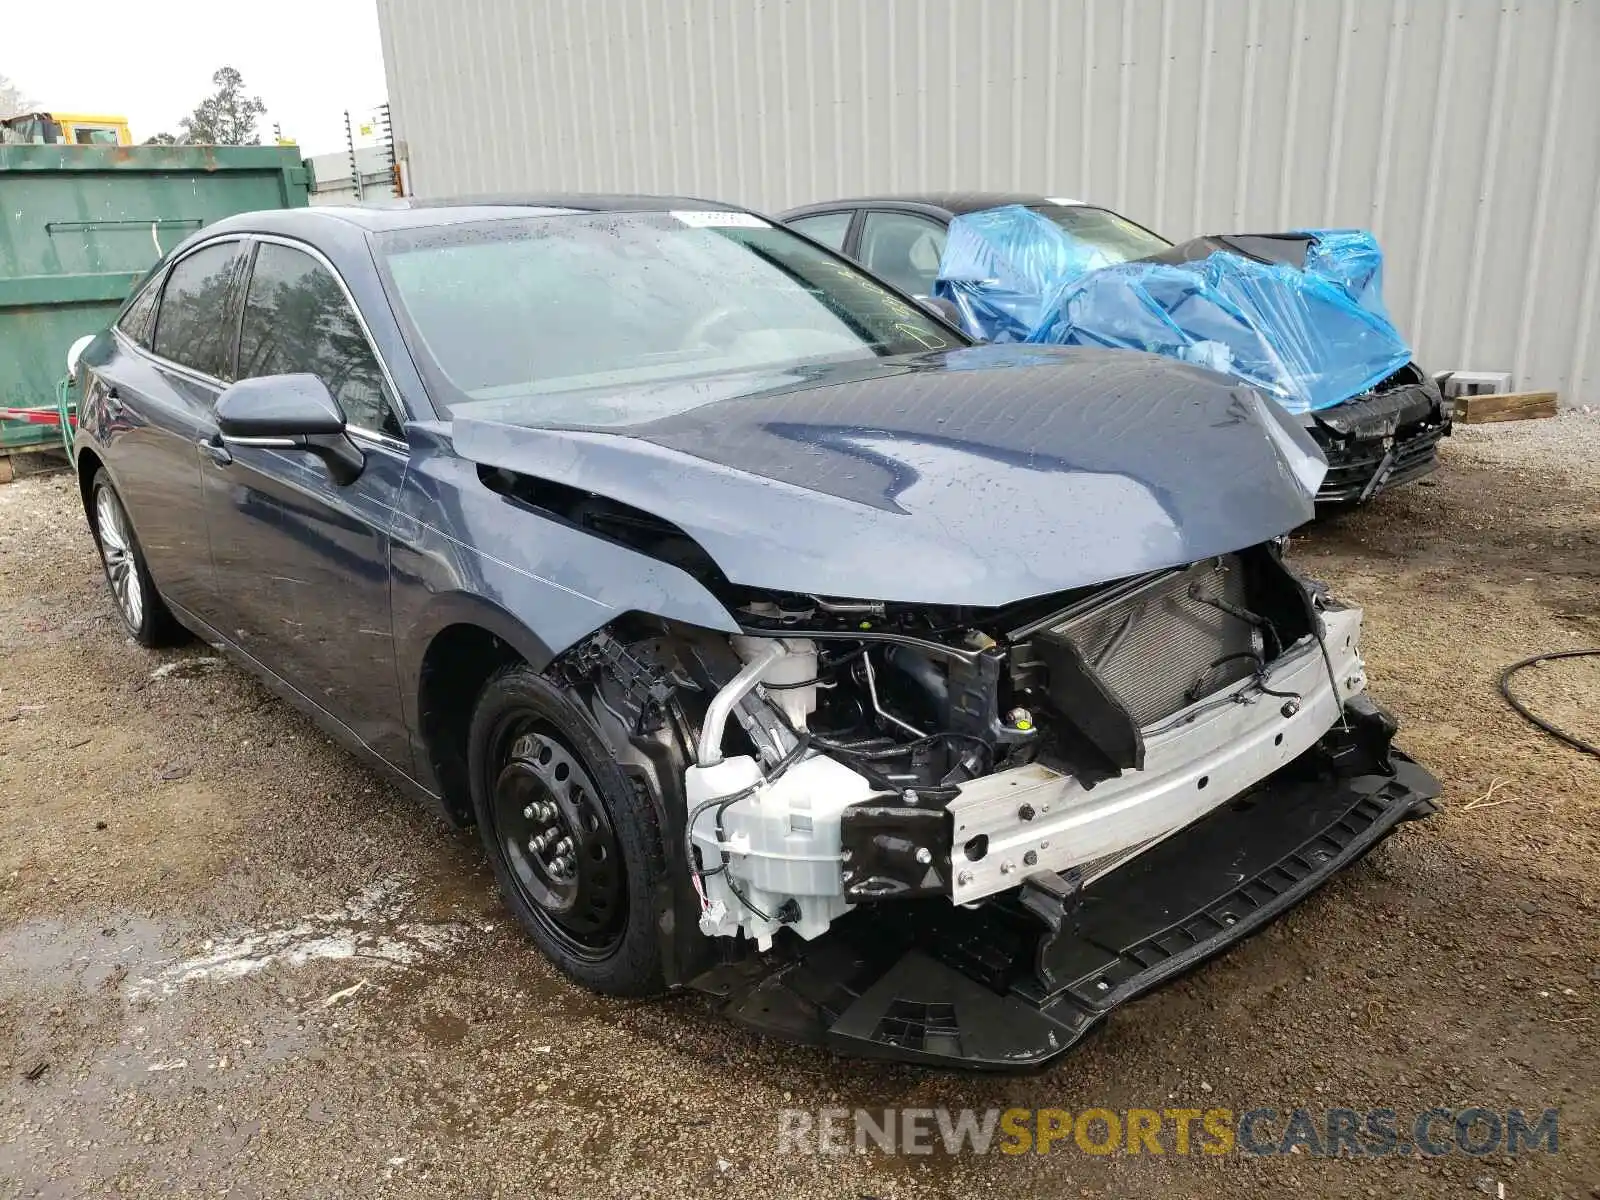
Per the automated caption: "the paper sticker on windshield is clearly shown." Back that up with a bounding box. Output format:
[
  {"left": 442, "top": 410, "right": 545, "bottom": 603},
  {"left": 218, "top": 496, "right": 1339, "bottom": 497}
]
[{"left": 671, "top": 210, "right": 770, "bottom": 228}]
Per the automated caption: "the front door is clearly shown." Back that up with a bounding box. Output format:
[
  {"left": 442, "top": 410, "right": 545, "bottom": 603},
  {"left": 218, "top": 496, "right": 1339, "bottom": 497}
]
[
  {"left": 199, "top": 238, "right": 412, "bottom": 768},
  {"left": 856, "top": 210, "right": 950, "bottom": 298}
]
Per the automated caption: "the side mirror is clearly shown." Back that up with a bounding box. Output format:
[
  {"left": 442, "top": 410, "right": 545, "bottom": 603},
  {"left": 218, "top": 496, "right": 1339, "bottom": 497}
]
[
  {"left": 216, "top": 374, "right": 364, "bottom": 484},
  {"left": 916, "top": 295, "right": 963, "bottom": 327}
]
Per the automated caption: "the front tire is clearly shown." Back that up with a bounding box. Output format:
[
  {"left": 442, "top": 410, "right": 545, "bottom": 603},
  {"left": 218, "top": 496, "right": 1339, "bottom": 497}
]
[
  {"left": 89, "top": 470, "right": 187, "bottom": 648},
  {"left": 466, "top": 663, "right": 667, "bottom": 996}
]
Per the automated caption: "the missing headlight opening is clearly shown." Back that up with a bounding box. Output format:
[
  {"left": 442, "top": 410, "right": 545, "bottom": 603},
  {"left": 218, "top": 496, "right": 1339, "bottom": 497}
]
[{"left": 563, "top": 541, "right": 1399, "bottom": 957}]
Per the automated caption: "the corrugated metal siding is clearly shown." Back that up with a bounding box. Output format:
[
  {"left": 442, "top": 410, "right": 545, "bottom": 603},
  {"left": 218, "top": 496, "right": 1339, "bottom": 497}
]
[{"left": 378, "top": 0, "right": 1600, "bottom": 403}]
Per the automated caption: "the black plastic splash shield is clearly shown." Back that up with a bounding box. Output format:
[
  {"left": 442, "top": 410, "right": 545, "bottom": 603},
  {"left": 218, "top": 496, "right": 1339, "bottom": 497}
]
[{"left": 690, "top": 752, "right": 1438, "bottom": 1072}]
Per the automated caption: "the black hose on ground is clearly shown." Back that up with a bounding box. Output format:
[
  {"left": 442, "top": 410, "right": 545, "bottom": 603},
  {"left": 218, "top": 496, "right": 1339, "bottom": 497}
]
[{"left": 1497, "top": 649, "right": 1600, "bottom": 760}]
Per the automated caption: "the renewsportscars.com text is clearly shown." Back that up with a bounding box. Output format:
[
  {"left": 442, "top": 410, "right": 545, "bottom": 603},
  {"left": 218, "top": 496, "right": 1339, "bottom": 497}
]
[{"left": 777, "top": 1106, "right": 1560, "bottom": 1158}]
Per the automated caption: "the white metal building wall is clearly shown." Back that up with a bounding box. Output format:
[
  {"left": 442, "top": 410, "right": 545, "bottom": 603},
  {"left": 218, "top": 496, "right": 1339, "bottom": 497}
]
[{"left": 377, "top": 0, "right": 1600, "bottom": 403}]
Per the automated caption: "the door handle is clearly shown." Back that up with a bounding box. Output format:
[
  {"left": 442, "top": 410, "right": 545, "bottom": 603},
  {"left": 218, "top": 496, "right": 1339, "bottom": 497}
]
[
  {"left": 197, "top": 436, "right": 233, "bottom": 466},
  {"left": 104, "top": 388, "right": 124, "bottom": 418}
]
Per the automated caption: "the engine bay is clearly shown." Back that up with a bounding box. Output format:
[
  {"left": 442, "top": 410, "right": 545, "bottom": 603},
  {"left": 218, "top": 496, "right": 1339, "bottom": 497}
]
[{"left": 561, "top": 538, "right": 1365, "bottom": 953}]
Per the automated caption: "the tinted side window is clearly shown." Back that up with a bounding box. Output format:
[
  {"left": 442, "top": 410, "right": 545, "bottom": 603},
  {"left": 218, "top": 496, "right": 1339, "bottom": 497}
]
[
  {"left": 858, "top": 212, "right": 948, "bottom": 296},
  {"left": 152, "top": 242, "right": 243, "bottom": 377},
  {"left": 237, "top": 242, "right": 400, "bottom": 439},
  {"left": 118, "top": 273, "right": 163, "bottom": 347},
  {"left": 788, "top": 211, "right": 853, "bottom": 252}
]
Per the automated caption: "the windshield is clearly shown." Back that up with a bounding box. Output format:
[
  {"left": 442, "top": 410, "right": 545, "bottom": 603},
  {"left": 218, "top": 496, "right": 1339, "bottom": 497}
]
[
  {"left": 378, "top": 211, "right": 961, "bottom": 413},
  {"left": 1027, "top": 204, "right": 1170, "bottom": 264}
]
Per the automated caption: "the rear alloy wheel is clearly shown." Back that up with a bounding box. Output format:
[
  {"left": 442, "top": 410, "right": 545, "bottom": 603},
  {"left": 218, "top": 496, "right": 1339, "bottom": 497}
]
[
  {"left": 90, "top": 470, "right": 186, "bottom": 648},
  {"left": 467, "top": 663, "right": 666, "bottom": 996}
]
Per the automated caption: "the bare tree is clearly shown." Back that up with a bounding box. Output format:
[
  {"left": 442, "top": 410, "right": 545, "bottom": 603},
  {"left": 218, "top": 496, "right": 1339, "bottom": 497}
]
[
  {"left": 177, "top": 66, "right": 267, "bottom": 145},
  {"left": 0, "top": 73, "right": 35, "bottom": 120}
]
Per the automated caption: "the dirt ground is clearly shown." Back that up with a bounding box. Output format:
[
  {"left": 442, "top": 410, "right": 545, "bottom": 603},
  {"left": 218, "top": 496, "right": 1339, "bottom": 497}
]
[{"left": 2, "top": 416, "right": 1597, "bottom": 1199}]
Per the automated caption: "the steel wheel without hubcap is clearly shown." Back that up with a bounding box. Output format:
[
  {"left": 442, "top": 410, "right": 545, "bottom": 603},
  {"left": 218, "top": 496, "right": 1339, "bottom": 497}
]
[
  {"left": 95, "top": 485, "right": 144, "bottom": 631},
  {"left": 489, "top": 723, "right": 627, "bottom": 960}
]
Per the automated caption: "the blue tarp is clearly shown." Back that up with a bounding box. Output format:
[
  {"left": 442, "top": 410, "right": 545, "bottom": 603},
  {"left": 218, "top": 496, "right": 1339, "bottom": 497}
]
[
  {"left": 1300, "top": 227, "right": 1391, "bottom": 321},
  {"left": 934, "top": 205, "right": 1130, "bottom": 345},
  {"left": 934, "top": 208, "right": 1413, "bottom": 414}
]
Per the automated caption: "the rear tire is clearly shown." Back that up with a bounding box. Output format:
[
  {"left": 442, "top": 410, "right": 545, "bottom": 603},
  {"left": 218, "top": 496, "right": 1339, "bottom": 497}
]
[
  {"left": 466, "top": 662, "right": 667, "bottom": 996},
  {"left": 89, "top": 470, "right": 188, "bottom": 648}
]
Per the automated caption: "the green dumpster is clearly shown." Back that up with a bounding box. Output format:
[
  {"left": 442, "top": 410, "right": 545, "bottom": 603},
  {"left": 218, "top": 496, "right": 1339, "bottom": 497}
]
[{"left": 0, "top": 143, "right": 309, "bottom": 457}]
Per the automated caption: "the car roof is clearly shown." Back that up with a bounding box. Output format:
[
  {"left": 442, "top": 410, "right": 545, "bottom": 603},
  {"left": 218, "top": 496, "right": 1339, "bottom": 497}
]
[
  {"left": 782, "top": 192, "right": 1088, "bottom": 220},
  {"left": 202, "top": 193, "right": 749, "bottom": 237}
]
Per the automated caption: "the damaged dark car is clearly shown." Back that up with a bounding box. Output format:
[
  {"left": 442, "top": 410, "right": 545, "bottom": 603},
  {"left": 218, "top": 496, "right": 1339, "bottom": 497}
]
[
  {"left": 71, "top": 196, "right": 1439, "bottom": 1070},
  {"left": 782, "top": 193, "right": 1454, "bottom": 508}
]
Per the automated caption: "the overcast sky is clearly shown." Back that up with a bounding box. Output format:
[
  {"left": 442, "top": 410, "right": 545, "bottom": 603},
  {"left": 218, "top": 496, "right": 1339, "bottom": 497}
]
[{"left": 8, "top": 0, "right": 389, "bottom": 156}]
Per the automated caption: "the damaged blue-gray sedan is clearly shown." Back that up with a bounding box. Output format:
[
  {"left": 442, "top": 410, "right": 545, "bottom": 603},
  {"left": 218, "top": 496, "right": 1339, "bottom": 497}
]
[{"left": 68, "top": 196, "right": 1439, "bottom": 1070}]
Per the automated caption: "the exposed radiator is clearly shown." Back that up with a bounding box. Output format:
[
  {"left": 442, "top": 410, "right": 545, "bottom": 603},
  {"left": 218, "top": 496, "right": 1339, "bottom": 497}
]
[{"left": 1042, "top": 556, "right": 1260, "bottom": 728}]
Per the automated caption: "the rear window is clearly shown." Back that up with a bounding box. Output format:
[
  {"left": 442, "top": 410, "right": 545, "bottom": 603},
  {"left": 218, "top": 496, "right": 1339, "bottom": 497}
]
[
  {"left": 117, "top": 273, "right": 164, "bottom": 347},
  {"left": 787, "top": 211, "right": 853, "bottom": 251},
  {"left": 151, "top": 241, "right": 244, "bottom": 378}
]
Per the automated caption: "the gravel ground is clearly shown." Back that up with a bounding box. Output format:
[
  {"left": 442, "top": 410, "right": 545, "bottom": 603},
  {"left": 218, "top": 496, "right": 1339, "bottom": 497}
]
[{"left": 2, "top": 414, "right": 1597, "bottom": 1198}]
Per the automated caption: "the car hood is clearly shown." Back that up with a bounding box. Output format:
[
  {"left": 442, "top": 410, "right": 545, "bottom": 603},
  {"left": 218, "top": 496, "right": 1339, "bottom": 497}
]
[{"left": 449, "top": 344, "right": 1326, "bottom": 607}]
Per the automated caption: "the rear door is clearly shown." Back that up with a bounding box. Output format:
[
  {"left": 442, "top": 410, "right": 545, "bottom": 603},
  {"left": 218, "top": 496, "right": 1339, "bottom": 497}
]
[
  {"left": 89, "top": 239, "right": 247, "bottom": 617},
  {"left": 198, "top": 236, "right": 411, "bottom": 765}
]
